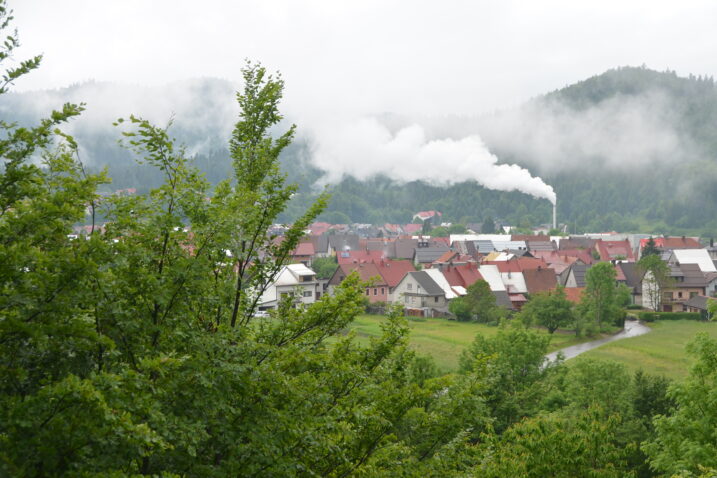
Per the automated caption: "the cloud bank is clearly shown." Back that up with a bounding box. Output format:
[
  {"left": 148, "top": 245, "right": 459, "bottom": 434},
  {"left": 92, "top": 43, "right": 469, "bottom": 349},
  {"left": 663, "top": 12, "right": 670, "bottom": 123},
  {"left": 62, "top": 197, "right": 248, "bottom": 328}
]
[{"left": 309, "top": 118, "right": 556, "bottom": 204}]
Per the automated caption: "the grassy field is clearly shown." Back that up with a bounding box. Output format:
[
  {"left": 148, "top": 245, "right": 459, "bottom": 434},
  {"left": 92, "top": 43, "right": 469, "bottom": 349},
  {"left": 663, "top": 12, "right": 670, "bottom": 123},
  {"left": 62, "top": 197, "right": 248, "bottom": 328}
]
[
  {"left": 346, "top": 314, "right": 598, "bottom": 372},
  {"left": 573, "top": 320, "right": 717, "bottom": 380}
]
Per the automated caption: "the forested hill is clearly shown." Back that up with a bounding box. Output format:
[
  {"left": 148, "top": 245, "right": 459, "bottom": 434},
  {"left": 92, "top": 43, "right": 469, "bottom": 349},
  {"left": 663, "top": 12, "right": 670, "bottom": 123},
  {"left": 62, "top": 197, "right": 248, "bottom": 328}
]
[{"left": 3, "top": 67, "right": 717, "bottom": 235}]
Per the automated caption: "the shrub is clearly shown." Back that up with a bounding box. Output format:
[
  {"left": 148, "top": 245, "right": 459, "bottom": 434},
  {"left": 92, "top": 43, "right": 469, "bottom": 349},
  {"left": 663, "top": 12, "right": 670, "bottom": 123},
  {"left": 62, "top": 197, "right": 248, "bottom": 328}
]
[{"left": 637, "top": 311, "right": 702, "bottom": 322}]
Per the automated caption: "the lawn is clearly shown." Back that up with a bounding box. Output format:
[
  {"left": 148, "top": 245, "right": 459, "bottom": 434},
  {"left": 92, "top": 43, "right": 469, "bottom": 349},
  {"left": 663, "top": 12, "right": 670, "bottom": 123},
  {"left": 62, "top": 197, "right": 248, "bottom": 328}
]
[
  {"left": 572, "top": 320, "right": 717, "bottom": 380},
  {"left": 346, "top": 314, "right": 597, "bottom": 372}
]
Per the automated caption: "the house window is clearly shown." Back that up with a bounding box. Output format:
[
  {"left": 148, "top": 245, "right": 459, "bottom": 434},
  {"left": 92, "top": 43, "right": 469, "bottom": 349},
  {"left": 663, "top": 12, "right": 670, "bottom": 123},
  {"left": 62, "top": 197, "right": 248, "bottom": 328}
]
[
  {"left": 678, "top": 291, "right": 683, "bottom": 299},
  {"left": 366, "top": 289, "right": 370, "bottom": 296},
  {"left": 303, "top": 291, "right": 312, "bottom": 298},
  {"left": 381, "top": 287, "right": 385, "bottom": 295},
  {"left": 405, "top": 296, "right": 410, "bottom": 304},
  {"left": 691, "top": 292, "right": 698, "bottom": 298},
  {"left": 663, "top": 292, "right": 672, "bottom": 301},
  {"left": 407, "top": 283, "right": 412, "bottom": 290},
  {"left": 373, "top": 288, "right": 377, "bottom": 296},
  {"left": 434, "top": 296, "right": 438, "bottom": 303}
]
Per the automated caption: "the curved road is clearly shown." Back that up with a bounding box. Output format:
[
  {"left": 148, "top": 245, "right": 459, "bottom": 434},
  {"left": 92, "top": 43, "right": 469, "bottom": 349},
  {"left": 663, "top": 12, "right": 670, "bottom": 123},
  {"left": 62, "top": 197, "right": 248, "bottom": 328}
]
[{"left": 545, "top": 319, "right": 652, "bottom": 363}]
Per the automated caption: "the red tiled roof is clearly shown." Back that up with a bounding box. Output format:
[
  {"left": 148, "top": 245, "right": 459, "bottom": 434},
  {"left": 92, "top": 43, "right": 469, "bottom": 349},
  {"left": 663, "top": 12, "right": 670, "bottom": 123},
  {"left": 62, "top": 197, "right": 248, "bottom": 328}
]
[
  {"left": 337, "top": 249, "right": 386, "bottom": 264},
  {"left": 564, "top": 287, "right": 586, "bottom": 304},
  {"left": 639, "top": 237, "right": 702, "bottom": 250},
  {"left": 483, "top": 257, "right": 549, "bottom": 273},
  {"left": 556, "top": 249, "right": 595, "bottom": 265},
  {"left": 335, "top": 263, "right": 387, "bottom": 285},
  {"left": 614, "top": 264, "right": 626, "bottom": 282},
  {"left": 441, "top": 263, "right": 483, "bottom": 288},
  {"left": 402, "top": 224, "right": 423, "bottom": 234},
  {"left": 373, "top": 258, "right": 416, "bottom": 288},
  {"left": 292, "top": 242, "right": 315, "bottom": 256},
  {"left": 309, "top": 222, "right": 332, "bottom": 235},
  {"left": 597, "top": 240, "right": 635, "bottom": 261}
]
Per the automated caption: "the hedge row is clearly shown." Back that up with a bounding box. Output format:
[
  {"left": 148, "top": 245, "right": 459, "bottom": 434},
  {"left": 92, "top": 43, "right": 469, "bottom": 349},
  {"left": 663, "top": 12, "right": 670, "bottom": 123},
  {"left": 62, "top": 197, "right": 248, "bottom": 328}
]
[{"left": 637, "top": 311, "right": 703, "bottom": 322}]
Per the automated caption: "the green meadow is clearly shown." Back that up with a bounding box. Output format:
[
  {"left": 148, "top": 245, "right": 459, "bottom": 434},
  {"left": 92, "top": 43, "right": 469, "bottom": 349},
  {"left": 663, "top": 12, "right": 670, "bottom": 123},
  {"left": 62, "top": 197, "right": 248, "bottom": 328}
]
[
  {"left": 574, "top": 320, "right": 717, "bottom": 380},
  {"left": 347, "top": 314, "right": 595, "bottom": 372}
]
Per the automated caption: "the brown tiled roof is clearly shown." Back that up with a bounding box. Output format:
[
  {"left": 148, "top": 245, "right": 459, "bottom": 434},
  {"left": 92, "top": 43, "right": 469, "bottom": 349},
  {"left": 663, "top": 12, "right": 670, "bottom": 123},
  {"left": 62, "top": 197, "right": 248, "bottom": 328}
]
[{"left": 523, "top": 267, "right": 558, "bottom": 294}]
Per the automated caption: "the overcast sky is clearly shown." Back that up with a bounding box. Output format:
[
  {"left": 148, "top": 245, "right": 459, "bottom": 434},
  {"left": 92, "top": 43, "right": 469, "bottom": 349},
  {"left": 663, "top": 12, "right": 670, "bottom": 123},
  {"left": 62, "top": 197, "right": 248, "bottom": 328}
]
[{"left": 12, "top": 1, "right": 717, "bottom": 118}]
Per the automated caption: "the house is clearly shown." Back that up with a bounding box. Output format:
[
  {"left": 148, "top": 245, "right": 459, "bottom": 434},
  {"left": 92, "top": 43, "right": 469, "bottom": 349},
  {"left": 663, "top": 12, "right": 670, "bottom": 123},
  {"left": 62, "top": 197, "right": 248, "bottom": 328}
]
[
  {"left": 683, "top": 295, "right": 711, "bottom": 319},
  {"left": 596, "top": 240, "right": 635, "bottom": 261},
  {"left": 393, "top": 270, "right": 450, "bottom": 315},
  {"left": 523, "top": 267, "right": 558, "bottom": 295},
  {"left": 337, "top": 249, "right": 385, "bottom": 265},
  {"left": 560, "top": 263, "right": 591, "bottom": 288},
  {"left": 477, "top": 264, "right": 514, "bottom": 309},
  {"left": 328, "top": 257, "right": 416, "bottom": 304},
  {"left": 327, "top": 263, "right": 389, "bottom": 303},
  {"left": 440, "top": 263, "right": 483, "bottom": 292},
  {"left": 327, "top": 234, "right": 360, "bottom": 256},
  {"left": 393, "top": 237, "right": 419, "bottom": 259},
  {"left": 666, "top": 249, "right": 717, "bottom": 273},
  {"left": 412, "top": 210, "right": 442, "bottom": 224},
  {"left": 290, "top": 242, "right": 315, "bottom": 266},
  {"left": 308, "top": 222, "right": 332, "bottom": 236},
  {"left": 306, "top": 234, "right": 330, "bottom": 257},
  {"left": 617, "top": 262, "right": 643, "bottom": 306},
  {"left": 642, "top": 263, "right": 707, "bottom": 312},
  {"left": 258, "top": 264, "right": 322, "bottom": 310},
  {"left": 638, "top": 236, "right": 702, "bottom": 258},
  {"left": 413, "top": 243, "right": 450, "bottom": 266}
]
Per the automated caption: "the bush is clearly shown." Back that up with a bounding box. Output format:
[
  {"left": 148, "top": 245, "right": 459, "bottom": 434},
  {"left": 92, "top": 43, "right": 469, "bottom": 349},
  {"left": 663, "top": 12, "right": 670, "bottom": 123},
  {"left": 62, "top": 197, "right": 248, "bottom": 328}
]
[
  {"left": 626, "top": 304, "right": 644, "bottom": 310},
  {"left": 638, "top": 311, "right": 703, "bottom": 322}
]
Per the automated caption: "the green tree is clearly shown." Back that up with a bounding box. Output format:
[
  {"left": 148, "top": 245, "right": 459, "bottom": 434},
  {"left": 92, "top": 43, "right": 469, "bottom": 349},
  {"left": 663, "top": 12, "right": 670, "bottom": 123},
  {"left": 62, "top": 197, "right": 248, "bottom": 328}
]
[
  {"left": 448, "top": 223, "right": 468, "bottom": 234},
  {"left": 478, "top": 407, "right": 635, "bottom": 478},
  {"left": 312, "top": 255, "right": 338, "bottom": 279},
  {"left": 459, "top": 326, "right": 554, "bottom": 432},
  {"left": 449, "top": 296, "right": 473, "bottom": 321},
  {"left": 462, "top": 279, "right": 506, "bottom": 323},
  {"left": 638, "top": 254, "right": 673, "bottom": 312},
  {"left": 482, "top": 216, "right": 496, "bottom": 234},
  {"left": 644, "top": 333, "right": 717, "bottom": 476},
  {"left": 641, "top": 237, "right": 660, "bottom": 257},
  {"left": 579, "top": 262, "right": 621, "bottom": 331},
  {"left": 519, "top": 286, "right": 574, "bottom": 333},
  {"left": 0, "top": 11, "right": 500, "bottom": 473}
]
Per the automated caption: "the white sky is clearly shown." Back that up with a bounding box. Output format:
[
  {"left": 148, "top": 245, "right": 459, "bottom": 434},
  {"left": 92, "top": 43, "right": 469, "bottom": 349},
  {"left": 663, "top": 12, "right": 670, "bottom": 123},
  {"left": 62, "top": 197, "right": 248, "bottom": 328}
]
[{"left": 11, "top": 1, "right": 717, "bottom": 118}]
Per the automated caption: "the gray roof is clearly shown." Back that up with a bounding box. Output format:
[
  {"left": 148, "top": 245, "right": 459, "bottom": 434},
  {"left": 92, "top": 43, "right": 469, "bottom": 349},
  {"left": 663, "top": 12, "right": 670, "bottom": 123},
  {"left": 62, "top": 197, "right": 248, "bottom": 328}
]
[
  {"left": 476, "top": 240, "right": 495, "bottom": 254},
  {"left": 670, "top": 263, "right": 708, "bottom": 288},
  {"left": 394, "top": 238, "right": 418, "bottom": 259},
  {"left": 618, "top": 262, "right": 642, "bottom": 290},
  {"left": 493, "top": 240, "right": 527, "bottom": 252},
  {"left": 409, "top": 271, "right": 444, "bottom": 296},
  {"left": 561, "top": 263, "right": 590, "bottom": 287},
  {"left": 328, "top": 234, "right": 360, "bottom": 252},
  {"left": 414, "top": 246, "right": 450, "bottom": 264},
  {"left": 527, "top": 240, "right": 556, "bottom": 251},
  {"left": 492, "top": 290, "right": 513, "bottom": 308},
  {"left": 684, "top": 295, "right": 709, "bottom": 310},
  {"left": 309, "top": 235, "right": 329, "bottom": 254}
]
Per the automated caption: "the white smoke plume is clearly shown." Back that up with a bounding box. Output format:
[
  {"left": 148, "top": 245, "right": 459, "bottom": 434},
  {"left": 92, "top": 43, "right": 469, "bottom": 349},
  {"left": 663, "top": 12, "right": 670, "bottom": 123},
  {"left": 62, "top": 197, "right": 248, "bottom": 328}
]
[{"left": 309, "top": 117, "right": 556, "bottom": 204}]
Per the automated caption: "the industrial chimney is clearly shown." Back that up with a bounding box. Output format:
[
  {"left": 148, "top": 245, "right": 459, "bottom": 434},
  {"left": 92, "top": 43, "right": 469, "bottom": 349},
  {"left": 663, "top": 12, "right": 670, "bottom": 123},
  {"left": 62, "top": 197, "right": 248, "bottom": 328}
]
[{"left": 552, "top": 199, "right": 557, "bottom": 230}]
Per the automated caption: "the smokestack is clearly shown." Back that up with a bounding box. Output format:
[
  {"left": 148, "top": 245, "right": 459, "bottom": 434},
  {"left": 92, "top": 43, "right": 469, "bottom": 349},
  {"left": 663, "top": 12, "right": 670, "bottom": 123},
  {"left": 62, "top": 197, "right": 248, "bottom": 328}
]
[{"left": 552, "top": 199, "right": 557, "bottom": 230}]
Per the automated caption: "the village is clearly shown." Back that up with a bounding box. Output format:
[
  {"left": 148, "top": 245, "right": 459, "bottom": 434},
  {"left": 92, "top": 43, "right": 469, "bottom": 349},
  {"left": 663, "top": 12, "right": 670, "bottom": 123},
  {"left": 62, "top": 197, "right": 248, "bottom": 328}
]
[{"left": 255, "top": 210, "right": 717, "bottom": 319}]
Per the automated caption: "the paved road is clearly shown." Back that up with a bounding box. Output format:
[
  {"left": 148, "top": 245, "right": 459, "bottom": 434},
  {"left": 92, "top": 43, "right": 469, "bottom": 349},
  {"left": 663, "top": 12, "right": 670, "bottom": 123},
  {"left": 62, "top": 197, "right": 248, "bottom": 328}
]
[{"left": 545, "top": 319, "right": 652, "bottom": 363}]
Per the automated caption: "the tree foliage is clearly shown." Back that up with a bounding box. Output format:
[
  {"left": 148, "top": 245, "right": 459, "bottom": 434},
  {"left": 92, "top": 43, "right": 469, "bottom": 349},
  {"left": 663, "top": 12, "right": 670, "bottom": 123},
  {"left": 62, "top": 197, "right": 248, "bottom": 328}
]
[{"left": 519, "top": 286, "right": 574, "bottom": 333}]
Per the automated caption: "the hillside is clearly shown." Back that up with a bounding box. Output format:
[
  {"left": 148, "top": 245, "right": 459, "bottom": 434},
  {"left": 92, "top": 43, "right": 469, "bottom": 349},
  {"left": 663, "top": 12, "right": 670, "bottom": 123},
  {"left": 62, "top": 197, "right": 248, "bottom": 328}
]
[{"left": 3, "top": 67, "right": 717, "bottom": 234}]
